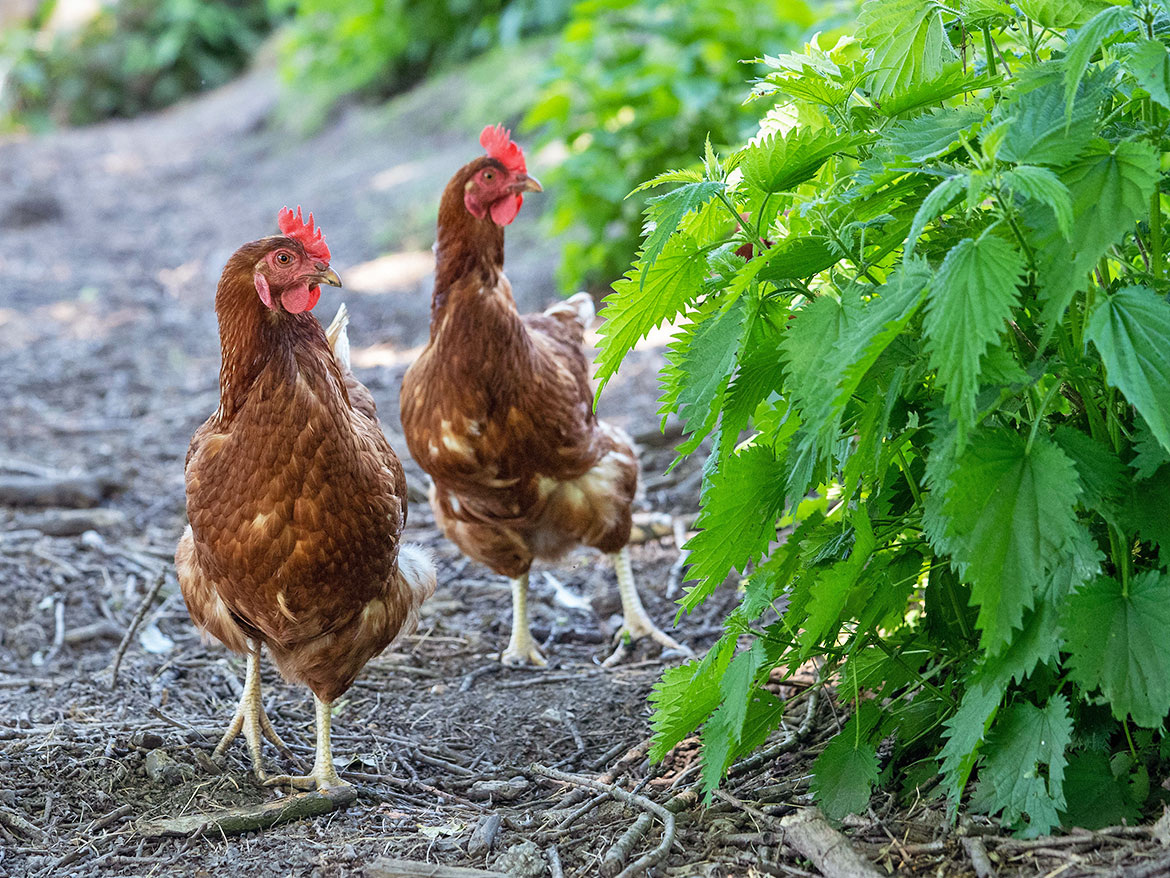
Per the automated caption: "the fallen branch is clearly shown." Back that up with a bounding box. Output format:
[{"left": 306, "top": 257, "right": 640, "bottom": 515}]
[
  {"left": 138, "top": 785, "right": 357, "bottom": 837},
  {"left": 731, "top": 691, "right": 818, "bottom": 777},
  {"left": 0, "top": 804, "right": 43, "bottom": 841},
  {"left": 601, "top": 789, "right": 698, "bottom": 877},
  {"left": 365, "top": 860, "right": 507, "bottom": 878},
  {"left": 108, "top": 570, "right": 166, "bottom": 689},
  {"left": 780, "top": 808, "right": 883, "bottom": 878},
  {"left": 531, "top": 763, "right": 675, "bottom": 878}
]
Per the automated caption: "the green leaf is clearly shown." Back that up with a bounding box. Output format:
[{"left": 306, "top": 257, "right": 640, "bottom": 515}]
[
  {"left": 905, "top": 173, "right": 966, "bottom": 257},
  {"left": 1052, "top": 425, "right": 1127, "bottom": 522},
  {"left": 672, "top": 296, "right": 750, "bottom": 452},
  {"left": 631, "top": 168, "right": 705, "bottom": 193},
  {"left": 940, "top": 679, "right": 1003, "bottom": 799},
  {"left": 1060, "top": 752, "right": 1142, "bottom": 829},
  {"left": 971, "top": 695, "right": 1073, "bottom": 837},
  {"left": 1062, "top": 571, "right": 1170, "bottom": 727},
  {"left": 1126, "top": 38, "right": 1170, "bottom": 109},
  {"left": 681, "top": 444, "right": 788, "bottom": 612},
  {"left": 812, "top": 708, "right": 881, "bottom": 820},
  {"left": 856, "top": 0, "right": 957, "bottom": 99},
  {"left": 756, "top": 234, "right": 841, "bottom": 280},
  {"left": 1087, "top": 286, "right": 1170, "bottom": 455},
  {"left": 799, "top": 509, "right": 877, "bottom": 651},
  {"left": 874, "top": 66, "right": 998, "bottom": 117},
  {"left": 640, "top": 181, "right": 725, "bottom": 282},
  {"left": 596, "top": 234, "right": 706, "bottom": 393},
  {"left": 1063, "top": 5, "right": 1132, "bottom": 118},
  {"left": 1016, "top": 0, "right": 1114, "bottom": 28},
  {"left": 997, "top": 81, "right": 1100, "bottom": 166},
  {"left": 1131, "top": 417, "right": 1170, "bottom": 479},
  {"left": 941, "top": 430, "right": 1082, "bottom": 649},
  {"left": 876, "top": 105, "right": 985, "bottom": 164},
  {"left": 924, "top": 234, "right": 1025, "bottom": 436},
  {"left": 738, "top": 129, "right": 871, "bottom": 195},
  {"left": 1002, "top": 165, "right": 1074, "bottom": 239},
  {"left": 649, "top": 636, "right": 735, "bottom": 761},
  {"left": 1026, "top": 141, "right": 1159, "bottom": 331}
]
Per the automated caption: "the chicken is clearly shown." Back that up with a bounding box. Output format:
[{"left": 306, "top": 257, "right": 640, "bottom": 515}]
[
  {"left": 176, "top": 207, "right": 436, "bottom": 790},
  {"left": 400, "top": 125, "right": 688, "bottom": 667}
]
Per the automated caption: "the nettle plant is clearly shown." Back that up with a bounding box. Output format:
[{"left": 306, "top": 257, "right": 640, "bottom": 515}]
[{"left": 599, "top": 0, "right": 1170, "bottom": 835}]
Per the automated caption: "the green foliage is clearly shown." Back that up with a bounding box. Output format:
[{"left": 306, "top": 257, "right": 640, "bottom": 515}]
[
  {"left": 525, "top": 0, "right": 817, "bottom": 293},
  {"left": 271, "top": 0, "right": 572, "bottom": 123},
  {"left": 604, "top": 0, "right": 1170, "bottom": 834},
  {"left": 0, "top": 0, "right": 271, "bottom": 128}
]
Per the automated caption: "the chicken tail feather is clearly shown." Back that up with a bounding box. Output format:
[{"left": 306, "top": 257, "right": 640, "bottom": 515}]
[
  {"left": 392, "top": 543, "right": 438, "bottom": 642},
  {"left": 544, "top": 291, "right": 595, "bottom": 332},
  {"left": 325, "top": 302, "right": 351, "bottom": 371}
]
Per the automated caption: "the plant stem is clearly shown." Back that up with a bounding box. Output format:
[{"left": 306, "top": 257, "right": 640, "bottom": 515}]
[
  {"left": 1150, "top": 188, "right": 1163, "bottom": 282},
  {"left": 983, "top": 26, "right": 997, "bottom": 77}
]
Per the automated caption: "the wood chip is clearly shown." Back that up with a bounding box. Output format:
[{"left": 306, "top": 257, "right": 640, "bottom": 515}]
[
  {"left": 137, "top": 785, "right": 357, "bottom": 837},
  {"left": 364, "top": 859, "right": 508, "bottom": 878}
]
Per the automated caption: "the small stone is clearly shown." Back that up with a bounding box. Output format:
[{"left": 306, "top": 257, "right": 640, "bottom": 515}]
[
  {"left": 0, "top": 789, "right": 16, "bottom": 807},
  {"left": 131, "top": 731, "right": 165, "bottom": 750},
  {"left": 468, "top": 776, "right": 529, "bottom": 802},
  {"left": 491, "top": 841, "right": 546, "bottom": 878},
  {"left": 143, "top": 749, "right": 186, "bottom": 785}
]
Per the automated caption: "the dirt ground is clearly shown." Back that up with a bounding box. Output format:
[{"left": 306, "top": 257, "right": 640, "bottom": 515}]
[{"left": 2, "top": 47, "right": 1169, "bottom": 878}]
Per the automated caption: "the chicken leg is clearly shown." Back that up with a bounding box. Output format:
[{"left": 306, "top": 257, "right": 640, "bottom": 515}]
[
  {"left": 264, "top": 695, "right": 350, "bottom": 791},
  {"left": 501, "top": 572, "right": 548, "bottom": 666},
  {"left": 603, "top": 546, "right": 692, "bottom": 667},
  {"left": 213, "top": 640, "right": 290, "bottom": 778}
]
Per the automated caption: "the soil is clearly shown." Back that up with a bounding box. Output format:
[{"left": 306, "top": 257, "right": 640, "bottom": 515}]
[{"left": 1, "top": 47, "right": 1167, "bottom": 878}]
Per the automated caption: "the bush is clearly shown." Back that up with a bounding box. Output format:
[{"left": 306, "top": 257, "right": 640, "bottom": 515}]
[
  {"left": 525, "top": 0, "right": 817, "bottom": 294},
  {"left": 271, "top": 0, "right": 574, "bottom": 124},
  {"left": 0, "top": 0, "right": 272, "bottom": 128},
  {"left": 603, "top": 0, "right": 1170, "bottom": 835}
]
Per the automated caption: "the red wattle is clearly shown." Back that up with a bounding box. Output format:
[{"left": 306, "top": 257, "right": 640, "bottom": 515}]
[
  {"left": 283, "top": 282, "right": 314, "bottom": 314},
  {"left": 490, "top": 194, "right": 523, "bottom": 226}
]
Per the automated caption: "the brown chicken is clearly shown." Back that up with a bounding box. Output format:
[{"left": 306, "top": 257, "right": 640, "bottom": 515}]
[
  {"left": 400, "top": 126, "right": 687, "bottom": 667},
  {"left": 176, "top": 207, "right": 435, "bottom": 790}
]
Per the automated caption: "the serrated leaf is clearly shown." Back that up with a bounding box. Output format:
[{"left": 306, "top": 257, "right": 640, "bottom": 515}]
[
  {"left": 971, "top": 695, "right": 1072, "bottom": 837},
  {"left": 856, "top": 0, "right": 957, "bottom": 99},
  {"left": 940, "top": 679, "right": 1003, "bottom": 799},
  {"left": 1130, "top": 416, "right": 1170, "bottom": 478},
  {"left": 739, "top": 129, "right": 871, "bottom": 195},
  {"left": 875, "top": 66, "right": 998, "bottom": 117},
  {"left": 673, "top": 296, "right": 750, "bottom": 452},
  {"left": 649, "top": 636, "right": 735, "bottom": 761},
  {"left": 640, "top": 181, "right": 725, "bottom": 283},
  {"left": 799, "top": 509, "right": 877, "bottom": 651},
  {"left": 941, "top": 430, "right": 1082, "bottom": 649},
  {"left": 812, "top": 708, "right": 881, "bottom": 820},
  {"left": 1060, "top": 752, "right": 1142, "bottom": 829},
  {"left": 632, "top": 168, "right": 705, "bottom": 194},
  {"left": 1002, "top": 165, "right": 1074, "bottom": 239},
  {"left": 1064, "top": 6, "right": 1132, "bottom": 118},
  {"left": 1052, "top": 425, "right": 1127, "bottom": 521},
  {"left": 1062, "top": 571, "right": 1170, "bottom": 727},
  {"left": 681, "top": 444, "right": 788, "bottom": 613},
  {"left": 596, "top": 234, "right": 706, "bottom": 393},
  {"left": 1087, "top": 285, "right": 1170, "bottom": 455},
  {"left": 997, "top": 81, "right": 1101, "bottom": 166},
  {"left": 756, "top": 234, "right": 841, "bottom": 280},
  {"left": 1127, "top": 38, "right": 1170, "bottom": 109},
  {"left": 905, "top": 173, "right": 966, "bottom": 257},
  {"left": 1016, "top": 0, "right": 1113, "bottom": 28},
  {"left": 924, "top": 234, "right": 1024, "bottom": 436},
  {"left": 877, "top": 105, "right": 985, "bottom": 163},
  {"left": 1026, "top": 140, "right": 1159, "bottom": 332}
]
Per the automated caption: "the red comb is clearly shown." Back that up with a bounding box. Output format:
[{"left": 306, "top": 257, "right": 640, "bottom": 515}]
[
  {"left": 480, "top": 124, "right": 527, "bottom": 174},
  {"left": 277, "top": 206, "right": 331, "bottom": 262}
]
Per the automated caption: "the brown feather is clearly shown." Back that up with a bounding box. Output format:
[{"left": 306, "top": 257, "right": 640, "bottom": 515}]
[
  {"left": 401, "top": 163, "right": 638, "bottom": 579},
  {"left": 177, "top": 238, "right": 434, "bottom": 703}
]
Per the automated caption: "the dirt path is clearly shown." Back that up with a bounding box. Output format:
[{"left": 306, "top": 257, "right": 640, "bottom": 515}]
[{"left": 2, "top": 47, "right": 1165, "bottom": 878}]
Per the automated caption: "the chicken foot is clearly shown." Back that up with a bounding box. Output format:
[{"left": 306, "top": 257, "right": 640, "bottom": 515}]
[
  {"left": 213, "top": 640, "right": 291, "bottom": 779},
  {"left": 265, "top": 695, "right": 350, "bottom": 791},
  {"left": 603, "top": 546, "right": 693, "bottom": 667},
  {"left": 501, "top": 572, "right": 548, "bottom": 667}
]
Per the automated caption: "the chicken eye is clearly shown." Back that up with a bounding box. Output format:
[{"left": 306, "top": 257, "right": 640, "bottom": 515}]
[
  {"left": 483, "top": 170, "right": 495, "bottom": 181},
  {"left": 276, "top": 252, "right": 292, "bottom": 265}
]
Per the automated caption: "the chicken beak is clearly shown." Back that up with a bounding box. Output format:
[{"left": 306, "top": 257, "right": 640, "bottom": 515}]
[
  {"left": 310, "top": 267, "right": 343, "bottom": 288},
  {"left": 514, "top": 173, "right": 543, "bottom": 194}
]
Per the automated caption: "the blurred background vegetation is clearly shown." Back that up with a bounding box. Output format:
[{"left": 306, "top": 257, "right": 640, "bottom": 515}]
[{"left": 0, "top": 0, "right": 823, "bottom": 293}]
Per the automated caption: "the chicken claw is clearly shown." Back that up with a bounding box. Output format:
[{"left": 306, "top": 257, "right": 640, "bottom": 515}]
[
  {"left": 264, "top": 695, "right": 352, "bottom": 792},
  {"left": 501, "top": 573, "right": 548, "bottom": 667},
  {"left": 213, "top": 640, "right": 291, "bottom": 779},
  {"left": 602, "top": 547, "right": 693, "bottom": 668}
]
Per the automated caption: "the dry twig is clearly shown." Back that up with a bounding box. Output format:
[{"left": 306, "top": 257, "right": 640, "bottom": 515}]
[
  {"left": 107, "top": 570, "right": 166, "bottom": 688},
  {"left": 780, "top": 808, "right": 883, "bottom": 878},
  {"left": 531, "top": 763, "right": 676, "bottom": 878}
]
